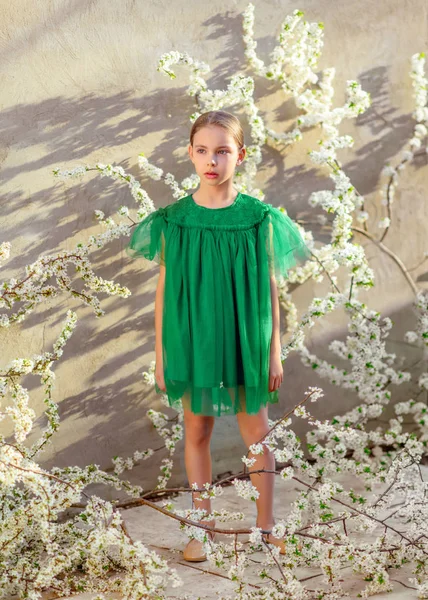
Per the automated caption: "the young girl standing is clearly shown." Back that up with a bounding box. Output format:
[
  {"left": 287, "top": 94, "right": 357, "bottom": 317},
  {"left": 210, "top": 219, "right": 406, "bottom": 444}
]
[{"left": 127, "top": 110, "right": 310, "bottom": 562}]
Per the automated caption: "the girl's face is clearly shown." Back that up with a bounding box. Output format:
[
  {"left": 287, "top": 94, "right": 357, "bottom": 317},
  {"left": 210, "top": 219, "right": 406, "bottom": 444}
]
[{"left": 188, "top": 125, "right": 245, "bottom": 187}]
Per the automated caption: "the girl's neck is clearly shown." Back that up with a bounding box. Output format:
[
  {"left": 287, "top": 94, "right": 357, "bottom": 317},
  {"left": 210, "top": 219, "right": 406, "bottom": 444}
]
[{"left": 192, "top": 184, "right": 239, "bottom": 208}]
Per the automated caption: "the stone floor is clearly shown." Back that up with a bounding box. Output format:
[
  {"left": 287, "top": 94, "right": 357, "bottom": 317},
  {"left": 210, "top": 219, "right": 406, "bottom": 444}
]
[{"left": 40, "top": 469, "right": 425, "bottom": 599}]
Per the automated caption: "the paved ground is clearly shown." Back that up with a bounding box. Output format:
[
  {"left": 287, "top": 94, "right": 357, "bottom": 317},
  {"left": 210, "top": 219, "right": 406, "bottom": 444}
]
[{"left": 36, "top": 467, "right": 426, "bottom": 599}]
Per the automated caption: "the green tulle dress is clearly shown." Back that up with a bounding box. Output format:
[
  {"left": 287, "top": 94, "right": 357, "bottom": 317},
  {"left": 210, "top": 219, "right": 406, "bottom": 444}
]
[{"left": 126, "top": 191, "right": 311, "bottom": 416}]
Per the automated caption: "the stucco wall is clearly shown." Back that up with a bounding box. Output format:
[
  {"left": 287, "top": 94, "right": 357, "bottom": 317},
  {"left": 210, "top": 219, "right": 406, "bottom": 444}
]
[{"left": 1, "top": 0, "right": 427, "bottom": 495}]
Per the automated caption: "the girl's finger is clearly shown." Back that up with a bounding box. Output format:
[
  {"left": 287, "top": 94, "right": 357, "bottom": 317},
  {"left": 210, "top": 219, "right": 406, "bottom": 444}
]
[{"left": 271, "top": 376, "right": 278, "bottom": 392}]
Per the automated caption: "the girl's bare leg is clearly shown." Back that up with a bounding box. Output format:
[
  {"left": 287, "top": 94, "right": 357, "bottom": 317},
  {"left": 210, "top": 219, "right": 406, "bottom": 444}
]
[
  {"left": 182, "top": 394, "right": 215, "bottom": 518},
  {"left": 236, "top": 402, "right": 275, "bottom": 530},
  {"left": 181, "top": 395, "right": 217, "bottom": 561}
]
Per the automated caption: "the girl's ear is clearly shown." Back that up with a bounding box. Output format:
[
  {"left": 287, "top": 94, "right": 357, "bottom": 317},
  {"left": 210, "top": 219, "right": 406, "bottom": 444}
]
[{"left": 237, "top": 146, "right": 246, "bottom": 164}]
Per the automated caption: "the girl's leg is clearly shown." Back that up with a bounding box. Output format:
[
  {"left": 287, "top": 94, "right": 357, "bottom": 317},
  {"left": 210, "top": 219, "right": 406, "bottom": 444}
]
[
  {"left": 182, "top": 395, "right": 216, "bottom": 562},
  {"left": 182, "top": 394, "right": 215, "bottom": 517},
  {"left": 235, "top": 402, "right": 275, "bottom": 530}
]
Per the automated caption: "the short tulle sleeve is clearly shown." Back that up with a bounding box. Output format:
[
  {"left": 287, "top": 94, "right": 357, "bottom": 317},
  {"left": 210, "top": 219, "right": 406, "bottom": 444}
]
[
  {"left": 261, "top": 205, "right": 311, "bottom": 279},
  {"left": 125, "top": 208, "right": 166, "bottom": 266}
]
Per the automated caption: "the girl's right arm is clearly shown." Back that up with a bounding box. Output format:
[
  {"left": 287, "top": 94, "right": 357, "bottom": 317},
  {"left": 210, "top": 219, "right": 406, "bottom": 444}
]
[
  {"left": 154, "top": 233, "right": 166, "bottom": 391},
  {"left": 155, "top": 263, "right": 165, "bottom": 366}
]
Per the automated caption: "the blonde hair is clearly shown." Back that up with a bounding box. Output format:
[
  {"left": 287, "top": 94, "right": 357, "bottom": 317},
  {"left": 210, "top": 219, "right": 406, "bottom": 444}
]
[{"left": 189, "top": 110, "right": 244, "bottom": 151}]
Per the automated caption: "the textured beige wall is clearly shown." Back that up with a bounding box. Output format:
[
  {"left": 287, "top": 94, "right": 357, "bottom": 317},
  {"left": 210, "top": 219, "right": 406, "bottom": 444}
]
[{"left": 1, "top": 0, "right": 427, "bottom": 494}]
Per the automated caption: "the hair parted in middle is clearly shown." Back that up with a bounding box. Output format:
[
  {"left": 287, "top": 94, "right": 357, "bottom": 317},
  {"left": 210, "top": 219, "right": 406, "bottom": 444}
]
[{"left": 189, "top": 110, "right": 245, "bottom": 151}]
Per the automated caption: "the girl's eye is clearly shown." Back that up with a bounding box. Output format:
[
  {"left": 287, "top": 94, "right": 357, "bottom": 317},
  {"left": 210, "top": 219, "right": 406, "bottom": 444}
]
[{"left": 196, "top": 149, "right": 228, "bottom": 154}]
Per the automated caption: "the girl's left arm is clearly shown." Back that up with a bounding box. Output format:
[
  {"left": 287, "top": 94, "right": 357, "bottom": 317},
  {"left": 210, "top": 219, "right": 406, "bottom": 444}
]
[
  {"left": 269, "top": 274, "right": 281, "bottom": 355},
  {"left": 269, "top": 274, "right": 283, "bottom": 391},
  {"left": 267, "top": 218, "right": 281, "bottom": 358}
]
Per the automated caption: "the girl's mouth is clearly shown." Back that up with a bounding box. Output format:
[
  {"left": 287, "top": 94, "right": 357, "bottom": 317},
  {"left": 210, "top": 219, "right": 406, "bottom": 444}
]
[{"left": 204, "top": 173, "right": 218, "bottom": 178}]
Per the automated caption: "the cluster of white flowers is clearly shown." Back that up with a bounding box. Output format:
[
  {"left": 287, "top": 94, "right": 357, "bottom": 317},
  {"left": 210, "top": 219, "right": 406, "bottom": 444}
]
[
  {"left": 410, "top": 578, "right": 428, "bottom": 599},
  {"left": 280, "top": 466, "right": 294, "bottom": 480},
  {"left": 212, "top": 508, "right": 245, "bottom": 522},
  {"left": 411, "top": 52, "right": 428, "bottom": 129},
  {"left": 0, "top": 213, "right": 134, "bottom": 326},
  {"left": 232, "top": 478, "right": 260, "bottom": 502},
  {"left": 192, "top": 481, "right": 225, "bottom": 501},
  {"left": 378, "top": 216, "right": 391, "bottom": 229},
  {"left": 0, "top": 241, "right": 11, "bottom": 266},
  {"left": 241, "top": 455, "right": 257, "bottom": 467},
  {"left": 111, "top": 448, "right": 155, "bottom": 476},
  {"left": 242, "top": 5, "right": 322, "bottom": 94},
  {"left": 374, "top": 52, "right": 428, "bottom": 235},
  {"left": 293, "top": 405, "right": 310, "bottom": 419},
  {"left": 137, "top": 152, "right": 163, "bottom": 180}
]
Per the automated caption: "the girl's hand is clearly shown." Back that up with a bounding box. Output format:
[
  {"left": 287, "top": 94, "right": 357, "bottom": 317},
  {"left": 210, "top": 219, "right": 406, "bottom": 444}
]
[
  {"left": 155, "top": 360, "right": 166, "bottom": 392},
  {"left": 268, "top": 345, "right": 283, "bottom": 392}
]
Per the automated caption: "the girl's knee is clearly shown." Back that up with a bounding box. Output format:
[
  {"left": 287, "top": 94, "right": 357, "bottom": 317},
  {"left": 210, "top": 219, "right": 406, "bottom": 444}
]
[
  {"left": 236, "top": 410, "right": 270, "bottom": 447},
  {"left": 247, "top": 429, "right": 270, "bottom": 449},
  {"left": 184, "top": 412, "right": 214, "bottom": 446}
]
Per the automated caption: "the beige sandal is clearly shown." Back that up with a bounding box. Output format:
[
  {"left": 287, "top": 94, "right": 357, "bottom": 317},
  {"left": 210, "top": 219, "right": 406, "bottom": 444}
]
[
  {"left": 261, "top": 530, "right": 303, "bottom": 555},
  {"left": 182, "top": 519, "right": 216, "bottom": 562},
  {"left": 262, "top": 531, "right": 287, "bottom": 554}
]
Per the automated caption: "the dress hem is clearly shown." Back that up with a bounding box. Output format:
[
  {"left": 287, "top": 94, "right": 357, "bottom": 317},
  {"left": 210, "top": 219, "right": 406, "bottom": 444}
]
[{"left": 154, "top": 381, "right": 279, "bottom": 416}]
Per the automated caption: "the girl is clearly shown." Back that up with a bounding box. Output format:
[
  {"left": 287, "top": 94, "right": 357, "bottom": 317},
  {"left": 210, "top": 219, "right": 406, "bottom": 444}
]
[{"left": 126, "top": 110, "right": 310, "bottom": 562}]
